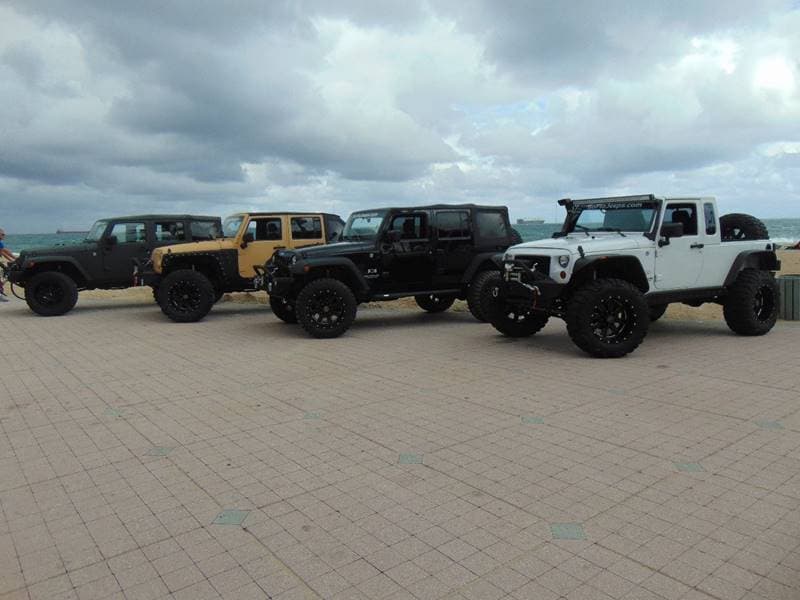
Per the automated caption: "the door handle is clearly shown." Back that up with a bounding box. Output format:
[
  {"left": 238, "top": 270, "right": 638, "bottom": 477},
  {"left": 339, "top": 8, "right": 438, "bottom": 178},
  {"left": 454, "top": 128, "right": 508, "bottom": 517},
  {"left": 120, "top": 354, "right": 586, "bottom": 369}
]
[{"left": 690, "top": 243, "right": 704, "bottom": 249}]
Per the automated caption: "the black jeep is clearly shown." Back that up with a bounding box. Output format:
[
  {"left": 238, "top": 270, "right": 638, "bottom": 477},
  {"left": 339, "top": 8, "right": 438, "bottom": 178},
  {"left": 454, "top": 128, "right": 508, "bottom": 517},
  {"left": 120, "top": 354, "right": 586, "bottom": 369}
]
[
  {"left": 6, "top": 214, "right": 221, "bottom": 316},
  {"left": 263, "top": 204, "right": 521, "bottom": 337}
]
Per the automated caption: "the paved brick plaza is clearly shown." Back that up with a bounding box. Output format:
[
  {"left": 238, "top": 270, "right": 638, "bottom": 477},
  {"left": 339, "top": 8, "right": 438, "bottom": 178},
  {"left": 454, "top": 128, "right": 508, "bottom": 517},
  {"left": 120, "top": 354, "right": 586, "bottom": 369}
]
[{"left": 1, "top": 296, "right": 799, "bottom": 599}]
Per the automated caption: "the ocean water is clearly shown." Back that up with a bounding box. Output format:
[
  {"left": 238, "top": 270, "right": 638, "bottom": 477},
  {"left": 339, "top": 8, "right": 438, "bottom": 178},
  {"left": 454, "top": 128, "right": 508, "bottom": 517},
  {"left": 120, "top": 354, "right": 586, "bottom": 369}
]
[{"left": 4, "top": 219, "right": 800, "bottom": 253}]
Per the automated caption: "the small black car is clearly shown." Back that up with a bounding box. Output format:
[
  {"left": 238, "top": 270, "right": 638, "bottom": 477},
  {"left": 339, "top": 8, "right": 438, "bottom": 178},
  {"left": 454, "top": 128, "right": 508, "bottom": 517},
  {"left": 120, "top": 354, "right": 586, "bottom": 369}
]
[
  {"left": 263, "top": 204, "right": 521, "bottom": 337},
  {"left": 6, "top": 214, "right": 221, "bottom": 316}
]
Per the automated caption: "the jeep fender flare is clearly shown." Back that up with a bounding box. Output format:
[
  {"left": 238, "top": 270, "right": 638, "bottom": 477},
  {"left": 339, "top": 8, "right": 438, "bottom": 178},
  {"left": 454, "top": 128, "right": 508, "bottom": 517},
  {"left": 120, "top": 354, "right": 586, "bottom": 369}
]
[
  {"left": 291, "top": 257, "right": 371, "bottom": 295},
  {"left": 18, "top": 256, "right": 91, "bottom": 286},
  {"left": 162, "top": 251, "right": 231, "bottom": 284},
  {"left": 723, "top": 250, "right": 780, "bottom": 287},
  {"left": 461, "top": 253, "right": 504, "bottom": 285},
  {"left": 571, "top": 255, "right": 649, "bottom": 293}
]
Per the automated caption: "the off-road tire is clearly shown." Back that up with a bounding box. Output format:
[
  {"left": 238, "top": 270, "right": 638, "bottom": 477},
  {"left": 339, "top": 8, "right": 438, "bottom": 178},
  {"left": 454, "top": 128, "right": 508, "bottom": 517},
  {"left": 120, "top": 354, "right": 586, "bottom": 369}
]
[
  {"left": 480, "top": 272, "right": 549, "bottom": 337},
  {"left": 467, "top": 270, "right": 498, "bottom": 322},
  {"left": 214, "top": 288, "right": 225, "bottom": 303},
  {"left": 270, "top": 295, "right": 298, "bottom": 323},
  {"left": 296, "top": 278, "right": 357, "bottom": 338},
  {"left": 415, "top": 293, "right": 456, "bottom": 313},
  {"left": 24, "top": 271, "right": 79, "bottom": 316},
  {"left": 566, "top": 278, "right": 649, "bottom": 358},
  {"left": 649, "top": 304, "right": 668, "bottom": 322},
  {"left": 723, "top": 269, "right": 779, "bottom": 336},
  {"left": 151, "top": 286, "right": 159, "bottom": 303},
  {"left": 720, "top": 213, "right": 769, "bottom": 242},
  {"left": 159, "top": 269, "right": 215, "bottom": 323}
]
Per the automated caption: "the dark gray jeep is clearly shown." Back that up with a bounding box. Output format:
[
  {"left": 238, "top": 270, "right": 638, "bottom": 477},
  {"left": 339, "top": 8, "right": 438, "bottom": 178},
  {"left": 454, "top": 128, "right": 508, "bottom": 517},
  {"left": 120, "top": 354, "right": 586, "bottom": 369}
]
[
  {"left": 6, "top": 214, "right": 221, "bottom": 316},
  {"left": 263, "top": 204, "right": 521, "bottom": 338}
]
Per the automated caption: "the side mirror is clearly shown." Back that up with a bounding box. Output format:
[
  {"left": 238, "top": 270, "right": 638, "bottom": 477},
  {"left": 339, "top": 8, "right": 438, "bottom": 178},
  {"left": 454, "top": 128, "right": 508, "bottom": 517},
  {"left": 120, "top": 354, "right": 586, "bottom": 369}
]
[
  {"left": 241, "top": 232, "right": 254, "bottom": 248},
  {"left": 658, "top": 222, "right": 684, "bottom": 246},
  {"left": 386, "top": 230, "right": 401, "bottom": 243},
  {"left": 105, "top": 235, "right": 118, "bottom": 247}
]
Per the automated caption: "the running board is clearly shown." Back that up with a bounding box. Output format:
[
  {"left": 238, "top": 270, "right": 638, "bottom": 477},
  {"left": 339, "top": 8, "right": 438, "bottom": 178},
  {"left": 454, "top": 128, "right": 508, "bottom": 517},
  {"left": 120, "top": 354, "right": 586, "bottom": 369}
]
[{"left": 371, "top": 289, "right": 461, "bottom": 300}]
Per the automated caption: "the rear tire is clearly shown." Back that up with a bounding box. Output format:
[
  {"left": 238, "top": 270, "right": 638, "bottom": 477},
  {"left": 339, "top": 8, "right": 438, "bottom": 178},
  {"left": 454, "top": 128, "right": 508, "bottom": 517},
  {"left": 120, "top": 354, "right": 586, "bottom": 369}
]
[
  {"left": 723, "top": 269, "right": 779, "bottom": 336},
  {"left": 269, "top": 295, "right": 298, "bottom": 323},
  {"left": 481, "top": 272, "right": 549, "bottom": 337},
  {"left": 415, "top": 293, "right": 456, "bottom": 313},
  {"left": 566, "top": 278, "right": 649, "bottom": 358},
  {"left": 649, "top": 304, "right": 668, "bottom": 322},
  {"left": 25, "top": 271, "right": 79, "bottom": 316},
  {"left": 720, "top": 214, "right": 769, "bottom": 241},
  {"left": 158, "top": 269, "right": 215, "bottom": 322},
  {"left": 296, "top": 278, "right": 357, "bottom": 338},
  {"left": 467, "top": 270, "right": 498, "bottom": 322}
]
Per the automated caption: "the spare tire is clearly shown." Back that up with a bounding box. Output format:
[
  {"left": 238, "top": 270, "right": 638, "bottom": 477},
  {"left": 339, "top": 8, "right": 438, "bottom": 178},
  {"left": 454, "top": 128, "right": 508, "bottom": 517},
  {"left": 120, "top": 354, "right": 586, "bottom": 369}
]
[{"left": 720, "top": 213, "right": 769, "bottom": 242}]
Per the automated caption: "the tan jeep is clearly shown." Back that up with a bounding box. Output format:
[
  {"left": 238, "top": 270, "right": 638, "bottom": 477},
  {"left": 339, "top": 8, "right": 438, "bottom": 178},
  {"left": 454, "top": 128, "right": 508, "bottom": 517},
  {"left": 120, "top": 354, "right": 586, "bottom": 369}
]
[{"left": 145, "top": 212, "right": 344, "bottom": 322}]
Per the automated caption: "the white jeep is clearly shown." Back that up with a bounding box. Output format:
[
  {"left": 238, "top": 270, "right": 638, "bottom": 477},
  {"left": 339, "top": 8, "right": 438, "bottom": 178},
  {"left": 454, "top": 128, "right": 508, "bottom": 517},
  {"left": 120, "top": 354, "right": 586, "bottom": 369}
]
[{"left": 481, "top": 194, "right": 781, "bottom": 358}]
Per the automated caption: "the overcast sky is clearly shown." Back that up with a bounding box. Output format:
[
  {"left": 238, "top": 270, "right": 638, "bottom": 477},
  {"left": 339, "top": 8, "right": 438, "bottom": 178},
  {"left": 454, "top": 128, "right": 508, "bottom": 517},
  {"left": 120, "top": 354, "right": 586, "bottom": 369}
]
[{"left": 1, "top": 1, "right": 799, "bottom": 232}]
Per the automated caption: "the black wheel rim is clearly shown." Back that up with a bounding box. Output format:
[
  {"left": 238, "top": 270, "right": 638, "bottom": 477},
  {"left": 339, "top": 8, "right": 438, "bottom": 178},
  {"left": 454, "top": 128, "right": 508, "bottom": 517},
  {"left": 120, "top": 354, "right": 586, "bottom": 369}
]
[
  {"left": 503, "top": 304, "right": 533, "bottom": 322},
  {"left": 305, "top": 288, "right": 345, "bottom": 329},
  {"left": 167, "top": 280, "right": 202, "bottom": 314},
  {"left": 425, "top": 294, "right": 445, "bottom": 305},
  {"left": 589, "top": 295, "right": 637, "bottom": 344},
  {"left": 754, "top": 285, "right": 775, "bottom": 321},
  {"left": 34, "top": 281, "right": 65, "bottom": 307}
]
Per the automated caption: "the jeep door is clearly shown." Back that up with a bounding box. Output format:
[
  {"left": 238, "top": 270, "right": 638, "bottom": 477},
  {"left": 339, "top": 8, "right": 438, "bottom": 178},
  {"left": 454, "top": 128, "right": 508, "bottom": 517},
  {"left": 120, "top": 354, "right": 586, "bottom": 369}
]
[
  {"left": 433, "top": 209, "right": 473, "bottom": 286},
  {"left": 101, "top": 220, "right": 151, "bottom": 286},
  {"left": 238, "top": 216, "right": 286, "bottom": 279},
  {"left": 289, "top": 215, "right": 326, "bottom": 249},
  {"left": 653, "top": 202, "right": 705, "bottom": 289},
  {"left": 381, "top": 211, "right": 434, "bottom": 291}
]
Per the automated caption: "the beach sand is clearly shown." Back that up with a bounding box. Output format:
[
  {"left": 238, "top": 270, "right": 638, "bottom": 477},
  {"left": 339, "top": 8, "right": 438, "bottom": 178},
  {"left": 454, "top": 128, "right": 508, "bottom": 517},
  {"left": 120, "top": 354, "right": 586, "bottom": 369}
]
[{"left": 26, "top": 249, "right": 800, "bottom": 320}]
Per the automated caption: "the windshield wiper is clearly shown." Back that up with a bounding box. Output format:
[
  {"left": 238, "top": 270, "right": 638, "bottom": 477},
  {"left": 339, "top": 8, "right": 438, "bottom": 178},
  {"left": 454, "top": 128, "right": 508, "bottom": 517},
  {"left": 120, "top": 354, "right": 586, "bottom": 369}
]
[
  {"left": 573, "top": 224, "right": 591, "bottom": 237},
  {"left": 597, "top": 227, "right": 627, "bottom": 237}
]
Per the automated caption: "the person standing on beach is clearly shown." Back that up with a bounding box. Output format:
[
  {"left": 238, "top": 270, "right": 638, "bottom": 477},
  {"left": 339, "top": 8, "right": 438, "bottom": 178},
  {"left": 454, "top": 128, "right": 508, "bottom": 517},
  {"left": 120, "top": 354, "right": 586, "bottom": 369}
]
[{"left": 0, "top": 228, "right": 14, "bottom": 301}]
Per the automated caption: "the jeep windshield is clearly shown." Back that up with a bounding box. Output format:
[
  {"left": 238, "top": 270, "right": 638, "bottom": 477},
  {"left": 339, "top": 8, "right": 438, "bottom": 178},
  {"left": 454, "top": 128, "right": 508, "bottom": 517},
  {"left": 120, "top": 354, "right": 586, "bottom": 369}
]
[
  {"left": 85, "top": 220, "right": 109, "bottom": 242},
  {"left": 567, "top": 201, "right": 658, "bottom": 234},
  {"left": 341, "top": 210, "right": 388, "bottom": 241},
  {"left": 222, "top": 215, "right": 244, "bottom": 238}
]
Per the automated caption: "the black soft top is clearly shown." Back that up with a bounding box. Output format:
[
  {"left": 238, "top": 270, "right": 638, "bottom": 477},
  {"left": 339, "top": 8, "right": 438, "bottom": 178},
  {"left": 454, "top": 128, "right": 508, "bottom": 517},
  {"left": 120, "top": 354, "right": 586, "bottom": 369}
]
[
  {"left": 101, "top": 214, "right": 221, "bottom": 221},
  {"left": 352, "top": 204, "right": 508, "bottom": 213}
]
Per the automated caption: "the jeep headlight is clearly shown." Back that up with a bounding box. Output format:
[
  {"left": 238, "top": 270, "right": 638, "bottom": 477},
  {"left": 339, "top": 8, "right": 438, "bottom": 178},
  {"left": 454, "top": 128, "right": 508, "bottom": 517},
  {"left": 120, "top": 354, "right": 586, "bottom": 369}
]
[{"left": 558, "top": 255, "right": 570, "bottom": 268}]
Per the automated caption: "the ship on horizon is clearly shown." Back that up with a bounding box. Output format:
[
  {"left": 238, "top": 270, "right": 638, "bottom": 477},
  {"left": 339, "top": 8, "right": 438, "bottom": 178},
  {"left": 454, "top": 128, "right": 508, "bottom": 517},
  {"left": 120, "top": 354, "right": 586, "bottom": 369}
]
[{"left": 516, "top": 218, "right": 545, "bottom": 225}]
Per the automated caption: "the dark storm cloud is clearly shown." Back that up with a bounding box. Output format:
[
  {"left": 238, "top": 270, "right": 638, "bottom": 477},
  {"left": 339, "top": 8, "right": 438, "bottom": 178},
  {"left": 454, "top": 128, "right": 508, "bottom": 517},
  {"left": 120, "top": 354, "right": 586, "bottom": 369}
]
[{"left": 0, "top": 1, "right": 798, "bottom": 232}]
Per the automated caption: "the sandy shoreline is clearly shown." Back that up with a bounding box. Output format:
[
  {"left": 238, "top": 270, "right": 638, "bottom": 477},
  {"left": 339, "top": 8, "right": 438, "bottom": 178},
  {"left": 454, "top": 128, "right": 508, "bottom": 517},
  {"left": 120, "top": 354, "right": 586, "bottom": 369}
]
[{"left": 6, "top": 250, "right": 799, "bottom": 321}]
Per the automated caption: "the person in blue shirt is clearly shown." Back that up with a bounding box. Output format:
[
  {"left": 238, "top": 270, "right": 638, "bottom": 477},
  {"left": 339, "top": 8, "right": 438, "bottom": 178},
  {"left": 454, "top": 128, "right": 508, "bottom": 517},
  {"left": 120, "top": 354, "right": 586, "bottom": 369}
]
[{"left": 0, "top": 229, "right": 14, "bottom": 301}]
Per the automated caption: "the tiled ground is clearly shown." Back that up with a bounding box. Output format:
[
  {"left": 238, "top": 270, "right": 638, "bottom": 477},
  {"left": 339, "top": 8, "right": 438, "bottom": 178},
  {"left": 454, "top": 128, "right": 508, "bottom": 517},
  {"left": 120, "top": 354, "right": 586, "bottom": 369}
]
[{"left": 1, "top": 295, "right": 800, "bottom": 600}]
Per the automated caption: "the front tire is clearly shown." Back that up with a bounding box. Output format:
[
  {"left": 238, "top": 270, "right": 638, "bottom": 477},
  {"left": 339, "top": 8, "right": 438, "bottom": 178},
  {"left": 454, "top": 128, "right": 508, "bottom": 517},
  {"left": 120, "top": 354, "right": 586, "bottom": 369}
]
[
  {"left": 296, "top": 278, "right": 357, "bottom": 338},
  {"left": 467, "top": 271, "right": 498, "bottom": 322},
  {"left": 723, "top": 269, "right": 779, "bottom": 336},
  {"left": 25, "top": 271, "right": 79, "bottom": 316},
  {"left": 269, "top": 295, "right": 298, "bottom": 323},
  {"left": 566, "top": 278, "right": 649, "bottom": 358},
  {"left": 415, "top": 293, "right": 456, "bottom": 313},
  {"left": 158, "top": 269, "right": 215, "bottom": 323},
  {"left": 481, "top": 272, "right": 549, "bottom": 337}
]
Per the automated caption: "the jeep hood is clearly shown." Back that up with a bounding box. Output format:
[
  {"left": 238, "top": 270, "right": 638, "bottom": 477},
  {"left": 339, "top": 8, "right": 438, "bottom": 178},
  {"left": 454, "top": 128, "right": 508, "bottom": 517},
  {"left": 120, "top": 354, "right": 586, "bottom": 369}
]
[
  {"left": 18, "top": 242, "right": 97, "bottom": 258},
  {"left": 156, "top": 239, "right": 234, "bottom": 255},
  {"left": 509, "top": 234, "right": 648, "bottom": 256},
  {"left": 295, "top": 241, "right": 375, "bottom": 258}
]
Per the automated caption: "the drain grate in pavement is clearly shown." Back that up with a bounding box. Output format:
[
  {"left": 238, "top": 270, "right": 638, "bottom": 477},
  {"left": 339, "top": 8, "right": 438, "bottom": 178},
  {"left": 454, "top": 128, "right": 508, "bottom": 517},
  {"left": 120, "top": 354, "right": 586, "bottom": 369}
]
[
  {"left": 212, "top": 509, "right": 250, "bottom": 526},
  {"left": 398, "top": 453, "right": 423, "bottom": 465},
  {"left": 146, "top": 447, "right": 173, "bottom": 457},
  {"left": 674, "top": 462, "right": 704, "bottom": 473},
  {"left": 521, "top": 416, "right": 544, "bottom": 424},
  {"left": 551, "top": 523, "right": 586, "bottom": 540},
  {"left": 755, "top": 420, "right": 784, "bottom": 430}
]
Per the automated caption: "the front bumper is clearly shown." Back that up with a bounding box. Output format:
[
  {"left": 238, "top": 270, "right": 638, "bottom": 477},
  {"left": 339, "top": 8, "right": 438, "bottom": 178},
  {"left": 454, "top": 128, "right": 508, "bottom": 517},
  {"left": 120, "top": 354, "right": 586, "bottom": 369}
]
[
  {"left": 501, "top": 261, "right": 564, "bottom": 310},
  {"left": 4, "top": 262, "right": 25, "bottom": 284}
]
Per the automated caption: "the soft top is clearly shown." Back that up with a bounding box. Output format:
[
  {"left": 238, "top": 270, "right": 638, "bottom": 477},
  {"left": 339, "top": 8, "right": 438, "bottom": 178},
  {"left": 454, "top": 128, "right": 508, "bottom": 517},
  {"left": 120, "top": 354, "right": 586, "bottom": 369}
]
[
  {"left": 102, "top": 214, "right": 220, "bottom": 221},
  {"left": 351, "top": 204, "right": 509, "bottom": 213}
]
